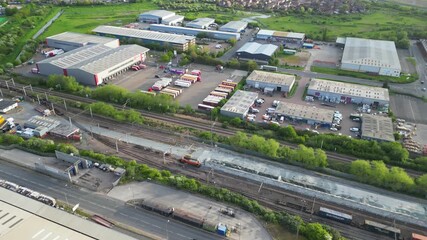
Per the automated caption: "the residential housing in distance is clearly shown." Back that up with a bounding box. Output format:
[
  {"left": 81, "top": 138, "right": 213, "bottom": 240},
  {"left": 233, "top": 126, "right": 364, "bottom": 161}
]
[
  {"left": 236, "top": 42, "right": 278, "bottom": 62},
  {"left": 361, "top": 114, "right": 395, "bottom": 142},
  {"left": 307, "top": 78, "right": 390, "bottom": 106},
  {"left": 138, "top": 10, "right": 184, "bottom": 26},
  {"left": 246, "top": 70, "right": 295, "bottom": 93},
  {"left": 93, "top": 25, "right": 196, "bottom": 51},
  {"left": 340, "top": 37, "right": 401, "bottom": 77}
]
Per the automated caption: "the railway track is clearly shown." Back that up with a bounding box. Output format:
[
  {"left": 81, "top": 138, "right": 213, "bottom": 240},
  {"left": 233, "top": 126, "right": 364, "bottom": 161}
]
[{"left": 0, "top": 80, "right": 423, "bottom": 176}]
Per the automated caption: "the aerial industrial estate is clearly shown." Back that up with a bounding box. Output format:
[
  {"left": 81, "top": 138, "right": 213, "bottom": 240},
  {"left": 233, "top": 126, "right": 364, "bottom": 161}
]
[{"left": 0, "top": 3, "right": 426, "bottom": 240}]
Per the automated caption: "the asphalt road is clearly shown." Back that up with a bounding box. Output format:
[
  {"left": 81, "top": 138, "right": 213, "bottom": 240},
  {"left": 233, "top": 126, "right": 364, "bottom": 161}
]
[
  {"left": 218, "top": 29, "right": 256, "bottom": 62},
  {"left": 0, "top": 160, "right": 222, "bottom": 240}
]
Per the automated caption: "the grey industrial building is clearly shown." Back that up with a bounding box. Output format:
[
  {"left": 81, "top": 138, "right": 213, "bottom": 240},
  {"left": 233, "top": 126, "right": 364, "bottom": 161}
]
[
  {"left": 93, "top": 25, "right": 196, "bottom": 51},
  {"left": 361, "top": 114, "right": 394, "bottom": 142},
  {"left": 24, "top": 116, "right": 61, "bottom": 137},
  {"left": 36, "top": 44, "right": 149, "bottom": 86},
  {"left": 275, "top": 102, "right": 335, "bottom": 127},
  {"left": 256, "top": 29, "right": 305, "bottom": 43},
  {"left": 236, "top": 42, "right": 278, "bottom": 62},
  {"left": 186, "top": 18, "right": 215, "bottom": 29},
  {"left": 219, "top": 21, "right": 248, "bottom": 33},
  {"left": 246, "top": 70, "right": 295, "bottom": 93},
  {"left": 138, "top": 10, "right": 184, "bottom": 25},
  {"left": 149, "top": 24, "right": 240, "bottom": 40},
  {"left": 220, "top": 90, "right": 258, "bottom": 119},
  {"left": 307, "top": 78, "right": 390, "bottom": 106},
  {"left": 0, "top": 188, "right": 137, "bottom": 240},
  {"left": 340, "top": 37, "right": 401, "bottom": 77},
  {"left": 0, "top": 100, "right": 18, "bottom": 113},
  {"left": 45, "top": 32, "right": 119, "bottom": 52}
]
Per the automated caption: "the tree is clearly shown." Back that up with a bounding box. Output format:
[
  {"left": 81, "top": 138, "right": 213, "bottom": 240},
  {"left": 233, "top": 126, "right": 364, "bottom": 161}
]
[
  {"left": 350, "top": 160, "right": 372, "bottom": 182},
  {"left": 46, "top": 75, "right": 82, "bottom": 93},
  {"left": 416, "top": 174, "right": 427, "bottom": 195},
  {"left": 247, "top": 60, "right": 258, "bottom": 71},
  {"left": 385, "top": 167, "right": 415, "bottom": 191},
  {"left": 228, "top": 38, "right": 237, "bottom": 46},
  {"left": 314, "top": 149, "right": 328, "bottom": 167},
  {"left": 370, "top": 161, "right": 389, "bottom": 185},
  {"left": 159, "top": 53, "right": 171, "bottom": 63},
  {"left": 230, "top": 117, "right": 242, "bottom": 127},
  {"left": 302, "top": 223, "right": 331, "bottom": 240}
]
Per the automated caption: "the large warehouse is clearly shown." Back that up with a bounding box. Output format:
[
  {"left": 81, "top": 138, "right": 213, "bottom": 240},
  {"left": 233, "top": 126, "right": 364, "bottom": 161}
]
[
  {"left": 256, "top": 29, "right": 305, "bottom": 43},
  {"left": 219, "top": 21, "right": 248, "bottom": 33},
  {"left": 307, "top": 78, "right": 390, "bottom": 106},
  {"left": 236, "top": 42, "right": 278, "bottom": 62},
  {"left": 361, "top": 114, "right": 394, "bottom": 142},
  {"left": 246, "top": 70, "right": 295, "bottom": 93},
  {"left": 340, "top": 37, "right": 401, "bottom": 77},
  {"left": 186, "top": 18, "right": 215, "bottom": 29},
  {"left": 220, "top": 90, "right": 258, "bottom": 119},
  {"left": 93, "top": 25, "right": 196, "bottom": 51},
  {"left": 138, "top": 10, "right": 184, "bottom": 25},
  {"left": 0, "top": 188, "right": 137, "bottom": 240},
  {"left": 275, "top": 102, "right": 335, "bottom": 127},
  {"left": 149, "top": 24, "right": 240, "bottom": 40},
  {"left": 36, "top": 44, "right": 149, "bottom": 86},
  {"left": 45, "top": 32, "right": 119, "bottom": 51}
]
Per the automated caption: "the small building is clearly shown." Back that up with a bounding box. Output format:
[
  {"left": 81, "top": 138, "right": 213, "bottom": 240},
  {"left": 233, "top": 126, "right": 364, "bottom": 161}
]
[
  {"left": 139, "top": 10, "right": 184, "bottom": 25},
  {"left": 256, "top": 29, "right": 305, "bottom": 43},
  {"left": 335, "top": 37, "right": 346, "bottom": 47},
  {"left": 186, "top": 18, "right": 215, "bottom": 29},
  {"left": 0, "top": 100, "right": 18, "bottom": 113},
  {"left": 45, "top": 32, "right": 120, "bottom": 52},
  {"left": 246, "top": 70, "right": 295, "bottom": 93},
  {"left": 275, "top": 102, "right": 335, "bottom": 127},
  {"left": 36, "top": 44, "right": 149, "bottom": 86},
  {"left": 49, "top": 124, "right": 80, "bottom": 139},
  {"left": 341, "top": 37, "right": 401, "bottom": 77},
  {"left": 361, "top": 115, "right": 394, "bottom": 142},
  {"left": 93, "top": 25, "right": 196, "bottom": 51},
  {"left": 307, "top": 78, "right": 390, "bottom": 106},
  {"left": 114, "top": 167, "right": 126, "bottom": 176},
  {"left": 219, "top": 21, "right": 248, "bottom": 33},
  {"left": 149, "top": 24, "right": 240, "bottom": 41},
  {"left": 236, "top": 42, "right": 278, "bottom": 62},
  {"left": 220, "top": 90, "right": 258, "bottom": 119},
  {"left": 24, "top": 116, "right": 61, "bottom": 137}
]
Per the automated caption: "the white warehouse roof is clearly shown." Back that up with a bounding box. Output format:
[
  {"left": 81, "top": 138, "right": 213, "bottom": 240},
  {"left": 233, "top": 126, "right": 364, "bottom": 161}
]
[
  {"left": 275, "top": 102, "right": 335, "bottom": 124},
  {"left": 93, "top": 25, "right": 195, "bottom": 44},
  {"left": 342, "top": 37, "right": 401, "bottom": 70},
  {"left": 140, "top": 10, "right": 175, "bottom": 18},
  {"left": 237, "top": 42, "right": 278, "bottom": 56},
  {"left": 0, "top": 188, "right": 137, "bottom": 240},
  {"left": 46, "top": 32, "right": 117, "bottom": 46},
  {"left": 257, "top": 29, "right": 275, "bottom": 36},
  {"left": 219, "top": 21, "right": 248, "bottom": 32},
  {"left": 221, "top": 90, "right": 258, "bottom": 116},
  {"left": 308, "top": 78, "right": 390, "bottom": 102},
  {"left": 257, "top": 29, "right": 305, "bottom": 40},
  {"left": 247, "top": 70, "right": 295, "bottom": 86},
  {"left": 186, "top": 18, "right": 215, "bottom": 28}
]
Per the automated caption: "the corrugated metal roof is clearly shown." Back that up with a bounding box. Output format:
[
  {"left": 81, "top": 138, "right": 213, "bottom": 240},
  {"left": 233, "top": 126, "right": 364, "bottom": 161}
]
[
  {"left": 275, "top": 102, "right": 335, "bottom": 124},
  {"left": 149, "top": 24, "right": 240, "bottom": 38},
  {"left": 139, "top": 10, "right": 175, "bottom": 18},
  {"left": 46, "top": 32, "right": 117, "bottom": 45},
  {"left": 93, "top": 25, "right": 195, "bottom": 44},
  {"left": 219, "top": 21, "right": 248, "bottom": 31},
  {"left": 257, "top": 29, "right": 275, "bottom": 37},
  {"left": 342, "top": 37, "right": 401, "bottom": 69},
  {"left": 221, "top": 90, "right": 258, "bottom": 115},
  {"left": 186, "top": 18, "right": 215, "bottom": 28},
  {"left": 162, "top": 14, "right": 184, "bottom": 23},
  {"left": 247, "top": 70, "right": 295, "bottom": 86},
  {"left": 237, "top": 42, "right": 278, "bottom": 56},
  {"left": 257, "top": 29, "right": 305, "bottom": 40},
  {"left": 361, "top": 115, "right": 394, "bottom": 142}
]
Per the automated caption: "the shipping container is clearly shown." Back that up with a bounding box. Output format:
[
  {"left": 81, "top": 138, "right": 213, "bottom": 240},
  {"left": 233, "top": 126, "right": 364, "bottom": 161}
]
[
  {"left": 364, "top": 220, "right": 401, "bottom": 238},
  {"left": 318, "top": 207, "right": 352, "bottom": 224},
  {"left": 302, "top": 43, "right": 314, "bottom": 49},
  {"left": 210, "top": 91, "right": 228, "bottom": 98},
  {"left": 198, "top": 104, "right": 215, "bottom": 111},
  {"left": 181, "top": 74, "right": 200, "bottom": 83},
  {"left": 218, "top": 84, "right": 235, "bottom": 90},
  {"left": 172, "top": 209, "right": 204, "bottom": 228}
]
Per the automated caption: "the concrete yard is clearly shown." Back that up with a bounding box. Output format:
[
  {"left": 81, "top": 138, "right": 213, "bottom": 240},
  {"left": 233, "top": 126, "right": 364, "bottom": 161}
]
[
  {"left": 390, "top": 94, "right": 427, "bottom": 124},
  {"left": 108, "top": 182, "right": 272, "bottom": 240}
]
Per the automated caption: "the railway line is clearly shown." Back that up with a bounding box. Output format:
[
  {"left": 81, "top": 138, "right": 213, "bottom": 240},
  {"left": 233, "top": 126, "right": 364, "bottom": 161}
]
[{"left": 1, "top": 80, "right": 421, "bottom": 177}]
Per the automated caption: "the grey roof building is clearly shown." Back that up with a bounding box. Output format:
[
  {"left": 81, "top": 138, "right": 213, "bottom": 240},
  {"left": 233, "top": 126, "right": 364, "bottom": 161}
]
[
  {"left": 45, "top": 32, "right": 119, "bottom": 51},
  {"left": 0, "top": 100, "right": 18, "bottom": 113},
  {"left": 0, "top": 188, "right": 137, "bottom": 240},
  {"left": 361, "top": 114, "right": 394, "bottom": 142},
  {"left": 93, "top": 25, "right": 195, "bottom": 51},
  {"left": 236, "top": 42, "right": 278, "bottom": 61},
  {"left": 220, "top": 90, "right": 258, "bottom": 119},
  {"left": 186, "top": 18, "right": 215, "bottom": 29},
  {"left": 307, "top": 78, "right": 390, "bottom": 106},
  {"left": 139, "top": 10, "right": 184, "bottom": 25},
  {"left": 256, "top": 29, "right": 305, "bottom": 42},
  {"left": 275, "top": 102, "right": 335, "bottom": 126},
  {"left": 246, "top": 70, "right": 295, "bottom": 92},
  {"left": 36, "top": 44, "right": 149, "bottom": 86},
  {"left": 219, "top": 21, "right": 248, "bottom": 33},
  {"left": 149, "top": 24, "right": 240, "bottom": 40},
  {"left": 341, "top": 37, "right": 401, "bottom": 77}
]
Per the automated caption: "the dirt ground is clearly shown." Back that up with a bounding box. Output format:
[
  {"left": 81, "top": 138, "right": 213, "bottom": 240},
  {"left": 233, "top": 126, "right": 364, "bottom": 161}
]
[{"left": 278, "top": 51, "right": 310, "bottom": 67}]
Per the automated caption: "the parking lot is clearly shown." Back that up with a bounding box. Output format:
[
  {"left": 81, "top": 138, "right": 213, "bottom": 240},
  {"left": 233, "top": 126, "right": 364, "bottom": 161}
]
[{"left": 390, "top": 94, "right": 427, "bottom": 124}]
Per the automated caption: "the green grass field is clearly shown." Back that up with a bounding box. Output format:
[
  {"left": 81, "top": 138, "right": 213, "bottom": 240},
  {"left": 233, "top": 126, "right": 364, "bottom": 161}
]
[
  {"left": 40, "top": 2, "right": 157, "bottom": 39},
  {"left": 0, "top": 17, "right": 7, "bottom": 23},
  {"left": 258, "top": 8, "right": 427, "bottom": 40}
]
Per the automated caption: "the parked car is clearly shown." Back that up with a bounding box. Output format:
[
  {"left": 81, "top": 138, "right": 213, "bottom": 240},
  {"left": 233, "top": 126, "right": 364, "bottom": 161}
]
[
  {"left": 422, "top": 87, "right": 426, "bottom": 91},
  {"left": 255, "top": 98, "right": 265, "bottom": 104},
  {"left": 350, "top": 127, "right": 359, "bottom": 132},
  {"left": 352, "top": 118, "right": 361, "bottom": 122},
  {"left": 330, "top": 127, "right": 338, "bottom": 132},
  {"left": 250, "top": 108, "right": 260, "bottom": 113}
]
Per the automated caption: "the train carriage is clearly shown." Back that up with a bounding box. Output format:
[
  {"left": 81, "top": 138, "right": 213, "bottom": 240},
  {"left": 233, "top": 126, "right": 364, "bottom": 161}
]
[
  {"left": 364, "top": 220, "right": 401, "bottom": 239},
  {"left": 318, "top": 207, "right": 352, "bottom": 224},
  {"left": 412, "top": 233, "right": 427, "bottom": 240}
]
